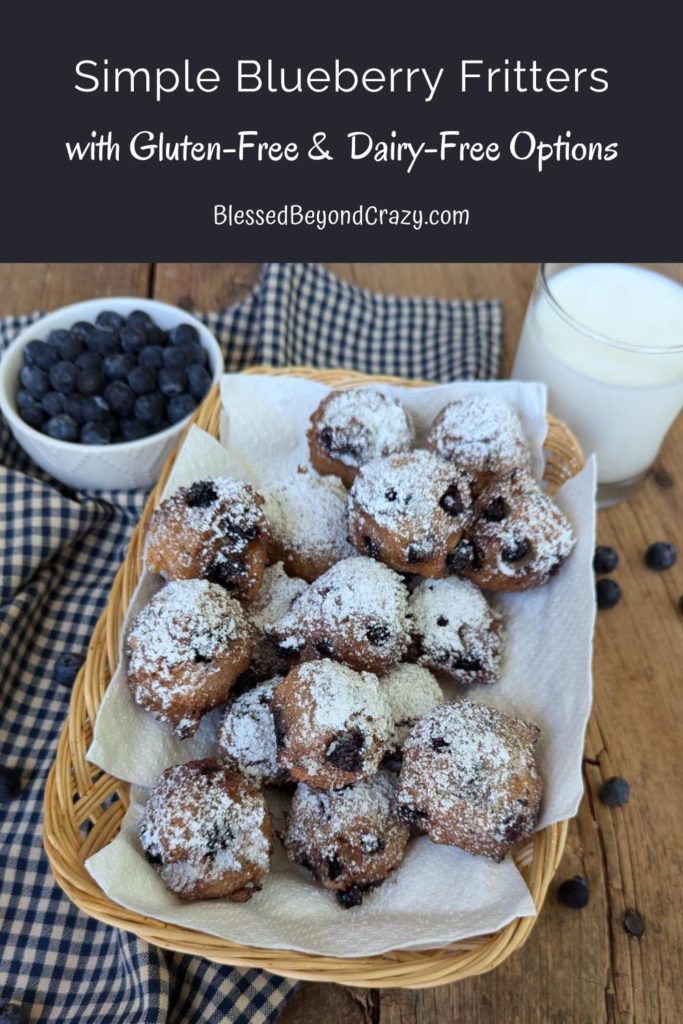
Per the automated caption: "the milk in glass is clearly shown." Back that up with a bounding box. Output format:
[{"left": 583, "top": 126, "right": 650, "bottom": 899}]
[{"left": 514, "top": 264, "right": 683, "bottom": 487}]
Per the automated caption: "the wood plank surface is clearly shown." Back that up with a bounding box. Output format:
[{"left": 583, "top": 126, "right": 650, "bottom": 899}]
[{"left": 2, "top": 262, "right": 680, "bottom": 1024}]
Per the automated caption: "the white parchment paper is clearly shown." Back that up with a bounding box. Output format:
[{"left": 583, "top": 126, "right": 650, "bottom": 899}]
[{"left": 86, "top": 375, "right": 596, "bottom": 956}]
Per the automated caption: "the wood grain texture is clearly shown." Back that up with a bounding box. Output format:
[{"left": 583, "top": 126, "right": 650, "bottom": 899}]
[
  {"left": 3, "top": 262, "right": 680, "bottom": 1024},
  {"left": 0, "top": 263, "right": 150, "bottom": 312}
]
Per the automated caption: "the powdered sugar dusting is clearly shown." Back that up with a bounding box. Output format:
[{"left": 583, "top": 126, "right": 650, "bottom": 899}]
[
  {"left": 139, "top": 760, "right": 272, "bottom": 896},
  {"left": 398, "top": 701, "right": 542, "bottom": 857},
  {"left": 264, "top": 472, "right": 354, "bottom": 570},
  {"left": 147, "top": 476, "right": 266, "bottom": 577},
  {"left": 312, "top": 388, "right": 414, "bottom": 468},
  {"left": 217, "top": 679, "right": 282, "bottom": 787},
  {"left": 349, "top": 451, "right": 472, "bottom": 557},
  {"left": 379, "top": 664, "right": 444, "bottom": 746},
  {"left": 285, "top": 772, "right": 404, "bottom": 863},
  {"left": 428, "top": 396, "right": 531, "bottom": 475},
  {"left": 267, "top": 556, "right": 409, "bottom": 665},
  {"left": 407, "top": 578, "right": 503, "bottom": 685},
  {"left": 274, "top": 659, "right": 393, "bottom": 780},
  {"left": 472, "top": 470, "right": 575, "bottom": 582},
  {"left": 127, "top": 580, "right": 243, "bottom": 688},
  {"left": 246, "top": 563, "right": 308, "bottom": 679},
  {"left": 303, "top": 661, "right": 392, "bottom": 741}
]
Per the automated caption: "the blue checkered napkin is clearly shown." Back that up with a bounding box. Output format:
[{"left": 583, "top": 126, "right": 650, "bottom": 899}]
[
  {"left": 0, "top": 264, "right": 503, "bottom": 1024},
  {"left": 203, "top": 262, "right": 504, "bottom": 380}
]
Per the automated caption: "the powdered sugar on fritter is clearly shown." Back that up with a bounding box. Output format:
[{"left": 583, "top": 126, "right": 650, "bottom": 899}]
[{"left": 313, "top": 388, "right": 414, "bottom": 468}]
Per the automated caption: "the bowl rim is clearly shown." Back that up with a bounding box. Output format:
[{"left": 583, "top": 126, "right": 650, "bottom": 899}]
[{"left": 0, "top": 296, "right": 224, "bottom": 453}]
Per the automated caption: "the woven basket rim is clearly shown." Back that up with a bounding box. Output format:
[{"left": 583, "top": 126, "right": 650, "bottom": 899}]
[{"left": 43, "top": 366, "right": 585, "bottom": 988}]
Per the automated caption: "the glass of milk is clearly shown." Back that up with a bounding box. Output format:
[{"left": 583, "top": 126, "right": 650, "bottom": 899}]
[{"left": 513, "top": 263, "right": 683, "bottom": 505}]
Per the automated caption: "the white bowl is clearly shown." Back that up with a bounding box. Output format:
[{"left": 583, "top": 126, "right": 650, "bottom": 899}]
[{"left": 0, "top": 297, "right": 223, "bottom": 491}]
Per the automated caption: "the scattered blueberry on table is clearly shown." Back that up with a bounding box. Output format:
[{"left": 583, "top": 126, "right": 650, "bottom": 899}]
[
  {"left": 15, "top": 311, "right": 212, "bottom": 444},
  {"left": 54, "top": 652, "right": 84, "bottom": 688},
  {"left": 621, "top": 909, "right": 646, "bottom": 937},
  {"left": 599, "top": 776, "right": 630, "bottom": 807},
  {"left": 644, "top": 541, "right": 677, "bottom": 571},
  {"left": 596, "top": 578, "right": 621, "bottom": 610},
  {"left": 0, "top": 766, "right": 22, "bottom": 803},
  {"left": 557, "top": 875, "right": 590, "bottom": 909},
  {"left": 593, "top": 545, "right": 619, "bottom": 574}
]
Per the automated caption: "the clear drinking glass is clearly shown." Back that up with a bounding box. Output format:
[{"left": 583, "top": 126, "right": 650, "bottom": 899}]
[{"left": 513, "top": 263, "right": 683, "bottom": 505}]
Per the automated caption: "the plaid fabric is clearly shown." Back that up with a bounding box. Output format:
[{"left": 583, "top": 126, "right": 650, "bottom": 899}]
[{"left": 0, "top": 263, "right": 503, "bottom": 1023}]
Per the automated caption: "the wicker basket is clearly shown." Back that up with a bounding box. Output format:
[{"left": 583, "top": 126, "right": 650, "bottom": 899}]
[{"left": 43, "top": 367, "right": 584, "bottom": 989}]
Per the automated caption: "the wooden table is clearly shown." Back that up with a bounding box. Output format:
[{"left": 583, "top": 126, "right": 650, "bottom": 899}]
[{"left": 2, "top": 263, "right": 680, "bottom": 1024}]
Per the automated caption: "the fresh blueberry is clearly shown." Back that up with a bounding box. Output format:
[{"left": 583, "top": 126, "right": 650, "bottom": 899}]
[
  {"left": 75, "top": 350, "right": 104, "bottom": 373},
  {"left": 119, "top": 326, "right": 147, "bottom": 354},
  {"left": 557, "top": 875, "right": 589, "bottom": 909},
  {"left": 77, "top": 368, "right": 106, "bottom": 397},
  {"left": 120, "top": 417, "right": 152, "bottom": 441},
  {"left": 163, "top": 345, "right": 189, "bottom": 370},
  {"left": 20, "top": 365, "right": 50, "bottom": 399},
  {"left": 596, "top": 578, "right": 621, "bottom": 609},
  {"left": 104, "top": 381, "right": 135, "bottom": 417},
  {"left": 71, "top": 319, "right": 99, "bottom": 344},
  {"left": 181, "top": 341, "right": 207, "bottom": 367},
  {"left": 0, "top": 1001, "right": 29, "bottom": 1023},
  {"left": 70, "top": 321, "right": 97, "bottom": 343},
  {"left": 168, "top": 323, "right": 199, "bottom": 347},
  {"left": 167, "top": 393, "right": 197, "bottom": 423},
  {"left": 95, "top": 309, "right": 124, "bottom": 332},
  {"left": 0, "top": 766, "right": 22, "bottom": 802},
  {"left": 103, "top": 351, "right": 136, "bottom": 381},
  {"left": 85, "top": 328, "right": 119, "bottom": 357},
  {"left": 82, "top": 395, "right": 111, "bottom": 423},
  {"left": 45, "top": 414, "right": 79, "bottom": 441},
  {"left": 128, "top": 366, "right": 156, "bottom": 395},
  {"left": 54, "top": 331, "right": 86, "bottom": 362},
  {"left": 139, "top": 345, "right": 165, "bottom": 370},
  {"left": 645, "top": 541, "right": 676, "bottom": 571},
  {"left": 135, "top": 391, "right": 166, "bottom": 425},
  {"left": 599, "top": 776, "right": 630, "bottom": 807},
  {"left": 593, "top": 545, "right": 619, "bottom": 574},
  {"left": 41, "top": 390, "right": 66, "bottom": 417},
  {"left": 158, "top": 367, "right": 187, "bottom": 397},
  {"left": 127, "top": 310, "right": 154, "bottom": 333},
  {"left": 65, "top": 394, "right": 86, "bottom": 423},
  {"left": 621, "top": 910, "right": 645, "bottom": 937},
  {"left": 145, "top": 325, "right": 165, "bottom": 345},
  {"left": 49, "top": 361, "right": 79, "bottom": 395},
  {"left": 55, "top": 652, "right": 83, "bottom": 688},
  {"left": 47, "top": 327, "right": 72, "bottom": 350},
  {"left": 16, "top": 389, "right": 45, "bottom": 428},
  {"left": 24, "top": 339, "right": 58, "bottom": 370},
  {"left": 187, "top": 363, "right": 212, "bottom": 400},
  {"left": 81, "top": 421, "right": 112, "bottom": 445}
]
